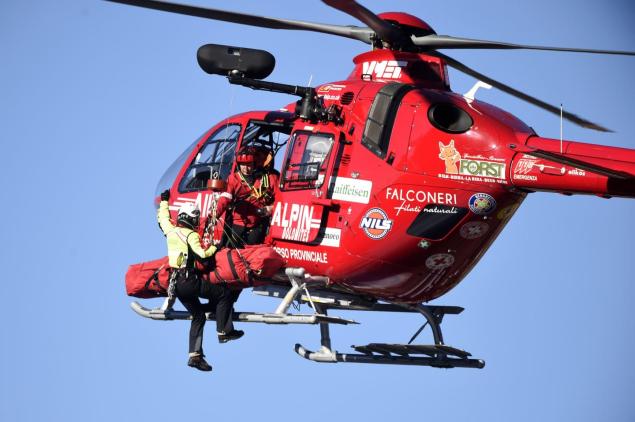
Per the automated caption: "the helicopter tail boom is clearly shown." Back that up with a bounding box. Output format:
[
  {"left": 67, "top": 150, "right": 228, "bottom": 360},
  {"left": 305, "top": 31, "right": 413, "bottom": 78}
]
[{"left": 509, "top": 137, "right": 635, "bottom": 198}]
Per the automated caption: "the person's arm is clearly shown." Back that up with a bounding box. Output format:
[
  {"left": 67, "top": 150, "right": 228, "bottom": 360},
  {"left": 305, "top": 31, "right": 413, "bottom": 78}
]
[
  {"left": 213, "top": 174, "right": 237, "bottom": 218},
  {"left": 270, "top": 172, "right": 280, "bottom": 200},
  {"left": 214, "top": 192, "right": 232, "bottom": 218},
  {"left": 186, "top": 231, "right": 217, "bottom": 259},
  {"left": 263, "top": 172, "right": 280, "bottom": 216},
  {"left": 157, "top": 200, "right": 175, "bottom": 235}
]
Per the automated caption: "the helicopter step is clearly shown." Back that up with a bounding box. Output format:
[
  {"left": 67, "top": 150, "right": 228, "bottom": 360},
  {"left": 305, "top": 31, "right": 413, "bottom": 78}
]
[{"left": 130, "top": 301, "right": 357, "bottom": 325}]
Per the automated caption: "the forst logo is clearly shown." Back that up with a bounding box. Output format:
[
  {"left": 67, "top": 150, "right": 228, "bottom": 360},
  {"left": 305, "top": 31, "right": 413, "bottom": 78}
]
[
  {"left": 438, "top": 140, "right": 506, "bottom": 180},
  {"left": 360, "top": 208, "right": 393, "bottom": 239},
  {"left": 459, "top": 160, "right": 505, "bottom": 178}
]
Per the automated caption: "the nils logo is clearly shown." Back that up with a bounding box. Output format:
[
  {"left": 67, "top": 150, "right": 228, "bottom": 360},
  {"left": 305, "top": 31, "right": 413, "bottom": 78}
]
[{"left": 360, "top": 208, "right": 393, "bottom": 240}]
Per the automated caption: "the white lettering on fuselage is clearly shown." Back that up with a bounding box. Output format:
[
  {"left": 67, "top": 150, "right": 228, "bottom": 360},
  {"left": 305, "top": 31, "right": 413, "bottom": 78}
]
[
  {"left": 386, "top": 188, "right": 457, "bottom": 216},
  {"left": 385, "top": 188, "right": 457, "bottom": 204},
  {"left": 271, "top": 202, "right": 320, "bottom": 242},
  {"left": 362, "top": 60, "right": 407, "bottom": 79},
  {"left": 273, "top": 246, "right": 328, "bottom": 264},
  {"left": 170, "top": 193, "right": 218, "bottom": 217}
]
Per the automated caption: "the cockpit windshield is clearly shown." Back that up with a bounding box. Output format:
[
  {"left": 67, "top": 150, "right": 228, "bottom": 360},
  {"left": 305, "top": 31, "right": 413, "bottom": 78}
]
[
  {"left": 178, "top": 123, "right": 242, "bottom": 193},
  {"left": 154, "top": 123, "right": 241, "bottom": 197}
]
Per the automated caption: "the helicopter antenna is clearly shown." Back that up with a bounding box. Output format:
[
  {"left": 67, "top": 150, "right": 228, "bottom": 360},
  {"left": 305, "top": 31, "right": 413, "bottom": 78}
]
[
  {"left": 560, "top": 104, "right": 563, "bottom": 154},
  {"left": 307, "top": 74, "right": 314, "bottom": 87}
]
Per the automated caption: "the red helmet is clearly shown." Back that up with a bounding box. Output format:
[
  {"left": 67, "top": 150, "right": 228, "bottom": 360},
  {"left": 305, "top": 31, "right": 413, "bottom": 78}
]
[{"left": 236, "top": 148, "right": 256, "bottom": 165}]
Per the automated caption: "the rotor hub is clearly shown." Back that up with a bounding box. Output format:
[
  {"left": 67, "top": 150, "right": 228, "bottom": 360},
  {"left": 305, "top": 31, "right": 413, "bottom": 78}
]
[{"left": 377, "top": 12, "right": 436, "bottom": 37}]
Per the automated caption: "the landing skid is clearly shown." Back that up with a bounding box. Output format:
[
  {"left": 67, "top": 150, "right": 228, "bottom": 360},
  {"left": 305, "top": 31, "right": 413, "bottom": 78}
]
[
  {"left": 292, "top": 302, "right": 485, "bottom": 369},
  {"left": 296, "top": 344, "right": 483, "bottom": 368},
  {"left": 130, "top": 301, "right": 355, "bottom": 325}
]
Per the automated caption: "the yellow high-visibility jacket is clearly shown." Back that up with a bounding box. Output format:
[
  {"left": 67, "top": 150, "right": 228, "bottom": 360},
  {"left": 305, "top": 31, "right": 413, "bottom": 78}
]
[{"left": 157, "top": 200, "right": 217, "bottom": 268}]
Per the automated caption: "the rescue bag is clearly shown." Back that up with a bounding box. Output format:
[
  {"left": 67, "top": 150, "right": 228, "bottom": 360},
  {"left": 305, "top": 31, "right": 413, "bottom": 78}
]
[
  {"left": 207, "top": 245, "right": 285, "bottom": 288},
  {"left": 241, "top": 244, "right": 286, "bottom": 277},
  {"left": 125, "top": 257, "right": 170, "bottom": 298}
]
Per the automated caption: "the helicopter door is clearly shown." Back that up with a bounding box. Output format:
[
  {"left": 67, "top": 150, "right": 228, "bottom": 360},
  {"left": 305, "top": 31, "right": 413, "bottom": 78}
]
[{"left": 270, "top": 130, "right": 336, "bottom": 243}]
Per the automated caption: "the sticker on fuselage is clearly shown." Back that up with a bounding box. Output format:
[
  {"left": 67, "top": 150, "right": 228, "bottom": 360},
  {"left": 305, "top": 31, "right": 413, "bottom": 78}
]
[
  {"left": 437, "top": 140, "right": 508, "bottom": 184},
  {"left": 318, "top": 227, "right": 341, "bottom": 248},
  {"left": 425, "top": 253, "right": 455, "bottom": 271},
  {"left": 360, "top": 207, "right": 393, "bottom": 240},
  {"left": 459, "top": 221, "right": 490, "bottom": 239},
  {"left": 468, "top": 193, "right": 497, "bottom": 215},
  {"left": 332, "top": 177, "right": 372, "bottom": 204}
]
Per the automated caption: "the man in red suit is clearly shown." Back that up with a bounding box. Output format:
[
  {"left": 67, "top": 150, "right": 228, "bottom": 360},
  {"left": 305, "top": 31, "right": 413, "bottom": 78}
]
[{"left": 214, "top": 146, "right": 279, "bottom": 248}]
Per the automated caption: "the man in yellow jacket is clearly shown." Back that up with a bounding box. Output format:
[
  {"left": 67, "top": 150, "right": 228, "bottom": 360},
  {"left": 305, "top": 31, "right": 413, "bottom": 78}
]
[{"left": 158, "top": 190, "right": 243, "bottom": 372}]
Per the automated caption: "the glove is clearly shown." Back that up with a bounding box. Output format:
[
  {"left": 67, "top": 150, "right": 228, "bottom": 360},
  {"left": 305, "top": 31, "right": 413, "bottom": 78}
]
[{"left": 161, "top": 189, "right": 170, "bottom": 201}]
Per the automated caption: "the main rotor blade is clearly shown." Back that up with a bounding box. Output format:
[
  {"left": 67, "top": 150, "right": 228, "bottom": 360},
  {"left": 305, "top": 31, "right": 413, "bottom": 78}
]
[
  {"left": 433, "top": 52, "right": 611, "bottom": 132},
  {"left": 322, "top": 0, "right": 410, "bottom": 47},
  {"left": 105, "top": 0, "right": 374, "bottom": 44},
  {"left": 413, "top": 34, "right": 635, "bottom": 56}
]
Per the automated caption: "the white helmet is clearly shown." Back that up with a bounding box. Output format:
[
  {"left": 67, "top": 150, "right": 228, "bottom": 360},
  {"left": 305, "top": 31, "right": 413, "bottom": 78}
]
[
  {"left": 178, "top": 202, "right": 200, "bottom": 218},
  {"left": 177, "top": 202, "right": 200, "bottom": 229}
]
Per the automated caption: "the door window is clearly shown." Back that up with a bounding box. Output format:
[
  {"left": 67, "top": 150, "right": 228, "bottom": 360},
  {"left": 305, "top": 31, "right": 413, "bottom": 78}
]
[{"left": 281, "top": 131, "right": 334, "bottom": 190}]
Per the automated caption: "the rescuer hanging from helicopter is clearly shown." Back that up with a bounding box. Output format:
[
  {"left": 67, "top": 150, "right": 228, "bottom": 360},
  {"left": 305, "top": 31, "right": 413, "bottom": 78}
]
[{"left": 158, "top": 189, "right": 244, "bottom": 372}]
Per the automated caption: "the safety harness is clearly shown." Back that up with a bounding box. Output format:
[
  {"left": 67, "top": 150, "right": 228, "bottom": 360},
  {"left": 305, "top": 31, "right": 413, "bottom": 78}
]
[
  {"left": 238, "top": 170, "right": 270, "bottom": 202},
  {"left": 165, "top": 230, "right": 197, "bottom": 310}
]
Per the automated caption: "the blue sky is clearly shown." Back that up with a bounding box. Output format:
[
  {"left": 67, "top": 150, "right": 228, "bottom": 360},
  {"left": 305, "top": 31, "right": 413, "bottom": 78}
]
[{"left": 1, "top": 1, "right": 634, "bottom": 421}]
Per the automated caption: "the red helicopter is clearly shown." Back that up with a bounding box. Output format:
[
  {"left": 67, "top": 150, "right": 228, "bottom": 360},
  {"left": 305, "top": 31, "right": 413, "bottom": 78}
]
[{"left": 109, "top": 0, "right": 635, "bottom": 369}]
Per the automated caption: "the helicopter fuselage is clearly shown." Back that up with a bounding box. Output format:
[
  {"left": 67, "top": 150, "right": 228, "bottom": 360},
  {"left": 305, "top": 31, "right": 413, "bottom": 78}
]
[{"left": 163, "top": 50, "right": 635, "bottom": 303}]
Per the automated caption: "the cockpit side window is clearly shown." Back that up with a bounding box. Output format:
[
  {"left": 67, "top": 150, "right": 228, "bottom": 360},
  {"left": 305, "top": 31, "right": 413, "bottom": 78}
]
[
  {"left": 241, "top": 120, "right": 292, "bottom": 169},
  {"left": 362, "top": 83, "right": 414, "bottom": 159},
  {"left": 178, "top": 123, "right": 242, "bottom": 193},
  {"left": 281, "top": 131, "right": 334, "bottom": 190}
]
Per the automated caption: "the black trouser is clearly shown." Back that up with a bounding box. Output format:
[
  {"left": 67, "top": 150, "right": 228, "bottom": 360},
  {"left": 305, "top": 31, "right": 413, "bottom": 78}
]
[
  {"left": 174, "top": 269, "right": 234, "bottom": 355},
  {"left": 227, "top": 222, "right": 267, "bottom": 248}
]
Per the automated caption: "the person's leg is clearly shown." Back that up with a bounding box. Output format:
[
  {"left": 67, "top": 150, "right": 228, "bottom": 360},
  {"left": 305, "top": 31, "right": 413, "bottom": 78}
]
[
  {"left": 216, "top": 287, "right": 244, "bottom": 342},
  {"left": 175, "top": 272, "right": 206, "bottom": 356},
  {"left": 225, "top": 289, "right": 242, "bottom": 333},
  {"left": 228, "top": 224, "right": 247, "bottom": 249},
  {"left": 246, "top": 223, "right": 267, "bottom": 245},
  {"left": 177, "top": 272, "right": 213, "bottom": 371},
  {"left": 201, "top": 281, "right": 233, "bottom": 334},
  {"left": 216, "top": 287, "right": 238, "bottom": 334}
]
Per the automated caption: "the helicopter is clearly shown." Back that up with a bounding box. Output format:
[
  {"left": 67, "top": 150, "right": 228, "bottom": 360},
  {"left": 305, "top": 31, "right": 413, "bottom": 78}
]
[{"left": 109, "top": 0, "right": 635, "bottom": 369}]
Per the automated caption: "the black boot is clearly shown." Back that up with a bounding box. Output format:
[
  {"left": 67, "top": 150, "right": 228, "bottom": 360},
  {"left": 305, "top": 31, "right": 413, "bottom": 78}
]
[
  {"left": 187, "top": 355, "right": 212, "bottom": 372},
  {"left": 218, "top": 330, "right": 244, "bottom": 343}
]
